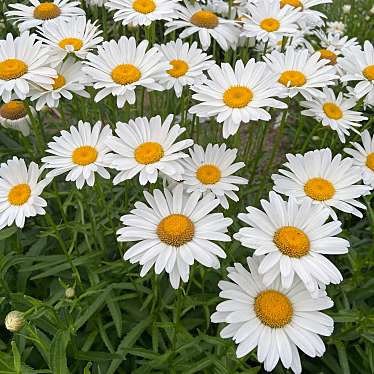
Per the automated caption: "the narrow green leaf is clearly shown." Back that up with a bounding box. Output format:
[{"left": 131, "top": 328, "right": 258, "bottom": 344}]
[{"left": 50, "top": 330, "right": 70, "bottom": 374}]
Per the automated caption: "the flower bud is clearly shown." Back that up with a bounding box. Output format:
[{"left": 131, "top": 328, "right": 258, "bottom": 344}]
[
  {"left": 65, "top": 287, "right": 75, "bottom": 299},
  {"left": 5, "top": 311, "right": 24, "bottom": 332}
]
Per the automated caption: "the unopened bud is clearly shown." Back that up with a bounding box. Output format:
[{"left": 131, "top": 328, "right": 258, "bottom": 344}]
[
  {"left": 65, "top": 287, "right": 76, "bottom": 299},
  {"left": 5, "top": 311, "right": 24, "bottom": 332}
]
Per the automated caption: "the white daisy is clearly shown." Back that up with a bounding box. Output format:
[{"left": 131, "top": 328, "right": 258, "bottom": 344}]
[
  {"left": 234, "top": 191, "right": 349, "bottom": 295},
  {"left": 0, "top": 32, "right": 57, "bottom": 103},
  {"left": 344, "top": 130, "right": 374, "bottom": 188},
  {"left": 279, "top": 0, "right": 332, "bottom": 27},
  {"left": 119, "top": 183, "right": 232, "bottom": 289},
  {"left": 264, "top": 47, "right": 338, "bottom": 100},
  {"left": 181, "top": 143, "right": 247, "bottom": 209},
  {"left": 326, "top": 21, "right": 345, "bottom": 35},
  {"left": 0, "top": 100, "right": 35, "bottom": 136},
  {"left": 105, "top": 0, "right": 179, "bottom": 26},
  {"left": 300, "top": 87, "right": 368, "bottom": 143},
  {"left": 272, "top": 148, "right": 372, "bottom": 220},
  {"left": 107, "top": 114, "right": 193, "bottom": 186},
  {"left": 83, "top": 36, "right": 168, "bottom": 108},
  {"left": 315, "top": 30, "right": 358, "bottom": 52},
  {"left": 30, "top": 58, "right": 90, "bottom": 111},
  {"left": 37, "top": 16, "right": 103, "bottom": 61},
  {"left": 156, "top": 39, "right": 215, "bottom": 97},
  {"left": 0, "top": 157, "right": 51, "bottom": 229},
  {"left": 339, "top": 41, "right": 374, "bottom": 108},
  {"left": 41, "top": 121, "right": 113, "bottom": 189},
  {"left": 165, "top": 1, "right": 240, "bottom": 51},
  {"left": 241, "top": 0, "right": 302, "bottom": 43},
  {"left": 6, "top": 0, "right": 85, "bottom": 32},
  {"left": 189, "top": 59, "right": 287, "bottom": 138},
  {"left": 211, "top": 256, "right": 334, "bottom": 374}
]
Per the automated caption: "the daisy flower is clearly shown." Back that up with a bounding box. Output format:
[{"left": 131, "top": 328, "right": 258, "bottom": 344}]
[
  {"left": 83, "top": 36, "right": 168, "bottom": 108},
  {"left": 211, "top": 256, "right": 334, "bottom": 374},
  {"left": 280, "top": 0, "right": 332, "bottom": 27},
  {"left": 119, "top": 184, "right": 232, "bottom": 289},
  {"left": 344, "top": 130, "right": 374, "bottom": 188},
  {"left": 0, "top": 100, "right": 35, "bottom": 136},
  {"left": 30, "top": 58, "right": 90, "bottom": 111},
  {"left": 264, "top": 47, "right": 338, "bottom": 100},
  {"left": 326, "top": 21, "right": 345, "bottom": 35},
  {"left": 0, "top": 157, "right": 51, "bottom": 230},
  {"left": 156, "top": 39, "right": 215, "bottom": 97},
  {"left": 37, "top": 16, "right": 103, "bottom": 61},
  {"left": 189, "top": 59, "right": 287, "bottom": 138},
  {"left": 105, "top": 0, "right": 179, "bottom": 26},
  {"left": 107, "top": 114, "right": 193, "bottom": 185},
  {"left": 0, "top": 32, "right": 57, "bottom": 103},
  {"left": 234, "top": 191, "right": 349, "bottom": 295},
  {"left": 42, "top": 121, "right": 113, "bottom": 189},
  {"left": 180, "top": 143, "right": 247, "bottom": 209},
  {"left": 300, "top": 87, "right": 368, "bottom": 143},
  {"left": 272, "top": 148, "right": 372, "bottom": 220},
  {"left": 240, "top": 0, "right": 302, "bottom": 43},
  {"left": 339, "top": 41, "right": 374, "bottom": 107},
  {"left": 6, "top": 0, "right": 85, "bottom": 32},
  {"left": 165, "top": 1, "right": 240, "bottom": 51},
  {"left": 315, "top": 30, "right": 358, "bottom": 53}
]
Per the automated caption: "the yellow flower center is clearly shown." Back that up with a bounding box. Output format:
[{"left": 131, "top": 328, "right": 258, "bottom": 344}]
[
  {"left": 33, "top": 2, "right": 61, "bottom": 20},
  {"left": 111, "top": 64, "right": 141, "bottom": 85},
  {"left": 363, "top": 65, "right": 374, "bottom": 81},
  {"left": 318, "top": 49, "right": 337, "bottom": 65},
  {"left": 260, "top": 18, "right": 280, "bottom": 32},
  {"left": 132, "top": 0, "right": 156, "bottom": 14},
  {"left": 167, "top": 59, "right": 189, "bottom": 78},
  {"left": 323, "top": 102, "right": 343, "bottom": 120},
  {"left": 157, "top": 214, "right": 195, "bottom": 247},
  {"left": 52, "top": 74, "right": 66, "bottom": 90},
  {"left": 72, "top": 146, "right": 98, "bottom": 166},
  {"left": 273, "top": 226, "right": 310, "bottom": 258},
  {"left": 196, "top": 164, "right": 221, "bottom": 185},
  {"left": 254, "top": 290, "right": 293, "bottom": 328},
  {"left": 280, "top": 0, "right": 303, "bottom": 8},
  {"left": 190, "top": 10, "right": 219, "bottom": 29},
  {"left": 0, "top": 59, "right": 28, "bottom": 81},
  {"left": 58, "top": 37, "right": 84, "bottom": 51},
  {"left": 8, "top": 184, "right": 31, "bottom": 206},
  {"left": 134, "top": 142, "right": 164, "bottom": 164},
  {"left": 279, "top": 70, "right": 306, "bottom": 87},
  {"left": 0, "top": 101, "right": 27, "bottom": 120},
  {"left": 366, "top": 152, "right": 374, "bottom": 171},
  {"left": 304, "top": 177, "right": 335, "bottom": 201},
  {"left": 223, "top": 86, "right": 253, "bottom": 108}
]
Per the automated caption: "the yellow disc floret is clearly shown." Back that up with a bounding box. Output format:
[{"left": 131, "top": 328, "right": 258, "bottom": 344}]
[
  {"left": 33, "top": 2, "right": 61, "bottom": 20},
  {"left": 254, "top": 290, "right": 293, "bottom": 328},
  {"left": 196, "top": 164, "right": 221, "bottom": 184},
  {"left": 0, "top": 59, "right": 28, "bottom": 81},
  {"left": 8, "top": 184, "right": 31, "bottom": 206},
  {"left": 72, "top": 146, "right": 98, "bottom": 166},
  {"left": 132, "top": 0, "right": 156, "bottom": 13},
  {"left": 363, "top": 65, "right": 374, "bottom": 81},
  {"left": 260, "top": 18, "right": 280, "bottom": 32},
  {"left": 366, "top": 152, "right": 374, "bottom": 171},
  {"left": 190, "top": 10, "right": 219, "bottom": 29},
  {"left": 273, "top": 226, "right": 310, "bottom": 258},
  {"left": 323, "top": 102, "right": 343, "bottom": 120},
  {"left": 58, "top": 38, "right": 84, "bottom": 51},
  {"left": 134, "top": 142, "right": 164, "bottom": 164},
  {"left": 223, "top": 86, "right": 253, "bottom": 108},
  {"left": 304, "top": 177, "right": 335, "bottom": 201},
  {"left": 111, "top": 64, "right": 141, "bottom": 85},
  {"left": 157, "top": 214, "right": 195, "bottom": 247},
  {"left": 52, "top": 74, "right": 66, "bottom": 90},
  {"left": 167, "top": 59, "right": 189, "bottom": 78},
  {"left": 279, "top": 70, "right": 306, "bottom": 87},
  {"left": 0, "top": 101, "right": 27, "bottom": 120}
]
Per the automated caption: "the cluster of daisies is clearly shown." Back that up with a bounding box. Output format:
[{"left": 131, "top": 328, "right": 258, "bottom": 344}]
[{"left": 1, "top": 0, "right": 374, "bottom": 373}]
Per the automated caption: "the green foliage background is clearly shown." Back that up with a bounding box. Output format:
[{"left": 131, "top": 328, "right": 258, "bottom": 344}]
[{"left": 0, "top": 0, "right": 373, "bottom": 373}]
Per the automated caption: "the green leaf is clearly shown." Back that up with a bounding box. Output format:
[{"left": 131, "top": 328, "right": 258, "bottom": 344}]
[
  {"left": 106, "top": 290, "right": 122, "bottom": 337},
  {"left": 0, "top": 226, "right": 18, "bottom": 241},
  {"left": 11, "top": 342, "right": 21, "bottom": 374},
  {"left": 50, "top": 330, "right": 70, "bottom": 374}
]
